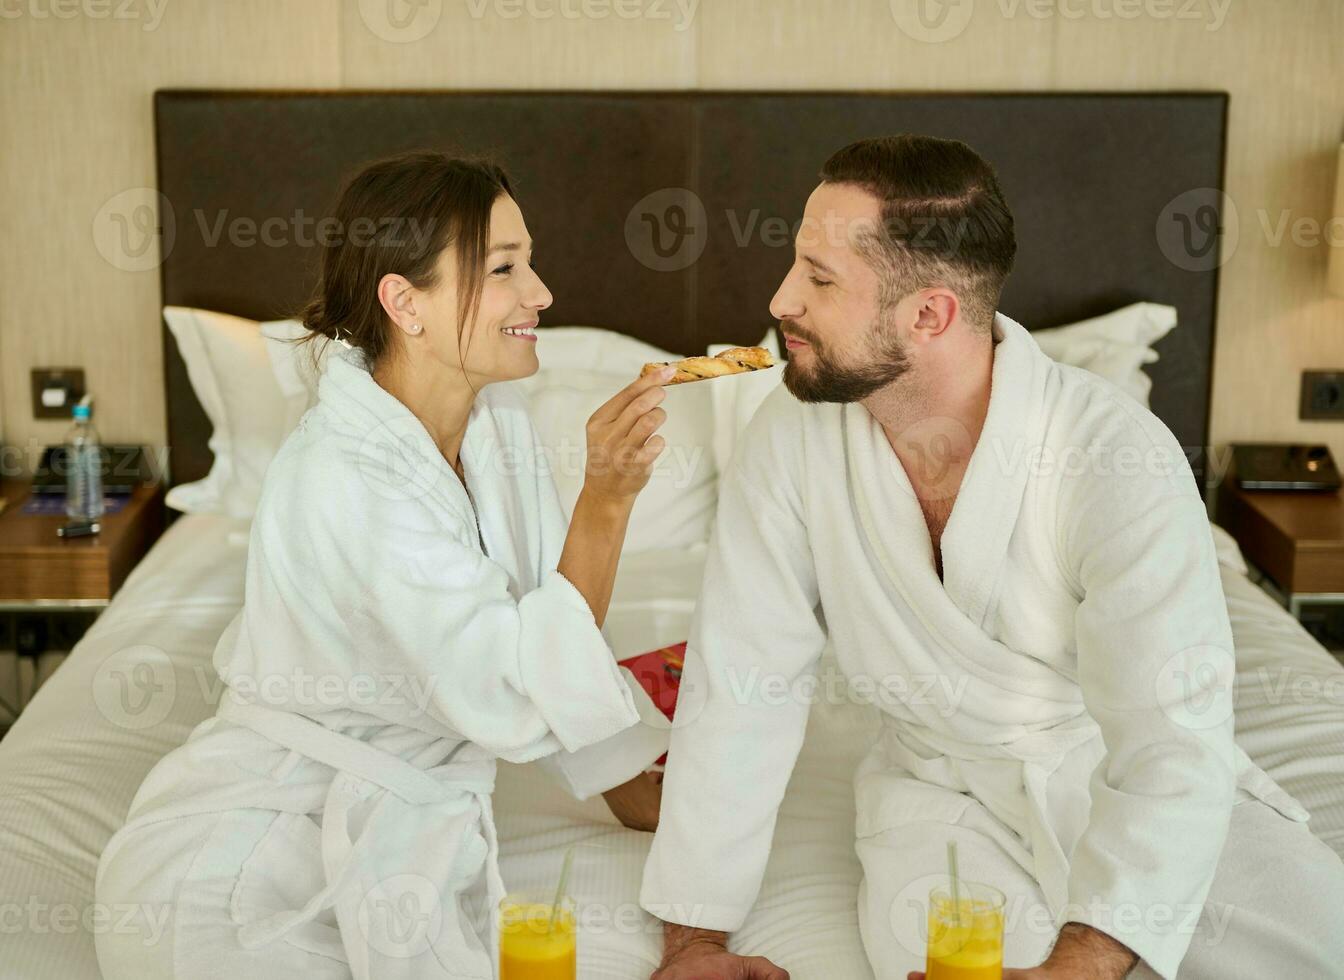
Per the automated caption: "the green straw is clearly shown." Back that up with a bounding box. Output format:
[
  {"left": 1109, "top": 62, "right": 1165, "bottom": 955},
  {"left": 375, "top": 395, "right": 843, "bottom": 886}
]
[
  {"left": 547, "top": 846, "right": 576, "bottom": 932},
  {"left": 947, "top": 840, "right": 962, "bottom": 926},
  {"left": 537, "top": 841, "right": 612, "bottom": 932}
]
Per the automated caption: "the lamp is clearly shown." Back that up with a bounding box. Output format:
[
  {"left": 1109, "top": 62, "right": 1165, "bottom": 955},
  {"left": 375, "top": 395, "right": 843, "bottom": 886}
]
[{"left": 1331, "top": 142, "right": 1344, "bottom": 297}]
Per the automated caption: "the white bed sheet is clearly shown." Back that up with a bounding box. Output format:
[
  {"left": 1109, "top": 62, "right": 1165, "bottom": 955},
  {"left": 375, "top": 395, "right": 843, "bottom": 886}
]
[
  {"left": 494, "top": 544, "right": 880, "bottom": 979},
  {"left": 1214, "top": 530, "right": 1344, "bottom": 854},
  {"left": 0, "top": 518, "right": 1341, "bottom": 979},
  {"left": 0, "top": 514, "right": 252, "bottom": 980}
]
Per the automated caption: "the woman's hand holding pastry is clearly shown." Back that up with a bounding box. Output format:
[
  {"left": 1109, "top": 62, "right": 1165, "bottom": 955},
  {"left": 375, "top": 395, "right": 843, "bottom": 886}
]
[{"left": 582, "top": 366, "right": 674, "bottom": 505}]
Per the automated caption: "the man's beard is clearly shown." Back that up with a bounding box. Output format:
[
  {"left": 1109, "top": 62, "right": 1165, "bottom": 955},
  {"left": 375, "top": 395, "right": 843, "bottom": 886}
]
[{"left": 781, "top": 313, "right": 911, "bottom": 404}]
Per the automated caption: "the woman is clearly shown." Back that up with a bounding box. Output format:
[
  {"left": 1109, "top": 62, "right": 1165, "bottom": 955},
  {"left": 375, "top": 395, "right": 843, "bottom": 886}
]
[{"left": 94, "top": 152, "right": 674, "bottom": 979}]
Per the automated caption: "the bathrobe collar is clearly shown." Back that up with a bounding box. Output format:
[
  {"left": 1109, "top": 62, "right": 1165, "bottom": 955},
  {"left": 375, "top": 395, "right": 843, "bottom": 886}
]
[
  {"left": 316, "top": 344, "right": 536, "bottom": 592},
  {"left": 941, "top": 313, "right": 1051, "bottom": 627},
  {"left": 318, "top": 342, "right": 474, "bottom": 507},
  {"left": 844, "top": 312, "right": 1051, "bottom": 633}
]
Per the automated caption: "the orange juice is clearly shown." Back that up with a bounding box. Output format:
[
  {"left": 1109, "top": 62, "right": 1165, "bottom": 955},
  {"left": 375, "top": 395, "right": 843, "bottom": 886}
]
[
  {"left": 926, "top": 886, "right": 1004, "bottom": 980},
  {"left": 499, "top": 899, "right": 576, "bottom": 980}
]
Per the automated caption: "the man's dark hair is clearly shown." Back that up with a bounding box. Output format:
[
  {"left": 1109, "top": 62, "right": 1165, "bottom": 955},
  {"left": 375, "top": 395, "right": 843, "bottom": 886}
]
[{"left": 819, "top": 134, "right": 1016, "bottom": 331}]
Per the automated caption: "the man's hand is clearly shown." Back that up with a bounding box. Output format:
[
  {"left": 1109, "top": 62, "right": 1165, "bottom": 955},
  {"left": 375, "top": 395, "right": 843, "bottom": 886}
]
[
  {"left": 1033, "top": 922, "right": 1138, "bottom": 979},
  {"left": 602, "top": 770, "right": 663, "bottom": 832},
  {"left": 907, "top": 921, "right": 1138, "bottom": 980},
  {"left": 652, "top": 924, "right": 789, "bottom": 979}
]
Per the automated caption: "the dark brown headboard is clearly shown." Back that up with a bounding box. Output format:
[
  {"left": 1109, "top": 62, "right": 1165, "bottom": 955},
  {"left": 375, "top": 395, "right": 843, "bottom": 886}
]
[{"left": 155, "top": 90, "right": 1228, "bottom": 487}]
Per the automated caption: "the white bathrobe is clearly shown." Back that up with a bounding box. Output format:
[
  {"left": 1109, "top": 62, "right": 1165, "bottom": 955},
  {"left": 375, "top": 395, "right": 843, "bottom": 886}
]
[
  {"left": 641, "top": 314, "right": 1344, "bottom": 979},
  {"left": 95, "top": 342, "right": 668, "bottom": 980}
]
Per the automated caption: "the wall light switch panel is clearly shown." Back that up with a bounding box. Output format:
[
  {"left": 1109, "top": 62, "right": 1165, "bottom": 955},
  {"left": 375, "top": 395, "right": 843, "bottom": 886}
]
[{"left": 30, "top": 368, "right": 85, "bottom": 420}]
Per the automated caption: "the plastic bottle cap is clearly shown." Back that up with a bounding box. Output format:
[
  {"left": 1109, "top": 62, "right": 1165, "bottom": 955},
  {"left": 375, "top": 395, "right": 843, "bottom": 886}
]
[{"left": 73, "top": 404, "right": 91, "bottom": 420}]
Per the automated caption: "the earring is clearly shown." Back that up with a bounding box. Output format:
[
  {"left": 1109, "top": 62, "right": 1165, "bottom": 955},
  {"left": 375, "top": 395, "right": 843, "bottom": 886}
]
[{"left": 409, "top": 323, "right": 422, "bottom": 335}]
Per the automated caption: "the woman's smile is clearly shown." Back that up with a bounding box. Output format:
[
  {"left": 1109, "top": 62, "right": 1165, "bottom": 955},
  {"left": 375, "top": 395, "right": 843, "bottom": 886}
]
[{"left": 501, "top": 319, "right": 539, "bottom": 342}]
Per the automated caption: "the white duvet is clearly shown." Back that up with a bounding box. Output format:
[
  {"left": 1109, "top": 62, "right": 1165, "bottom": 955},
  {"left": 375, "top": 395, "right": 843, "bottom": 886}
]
[{"left": 0, "top": 516, "right": 1342, "bottom": 979}]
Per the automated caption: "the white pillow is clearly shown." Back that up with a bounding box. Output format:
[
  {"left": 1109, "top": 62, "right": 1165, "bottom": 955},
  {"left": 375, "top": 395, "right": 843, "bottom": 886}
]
[
  {"left": 702, "top": 306, "right": 1176, "bottom": 474},
  {"left": 262, "top": 323, "right": 720, "bottom": 552},
  {"left": 706, "top": 328, "right": 784, "bottom": 474},
  {"left": 1031, "top": 302, "right": 1177, "bottom": 406},
  {"left": 163, "top": 307, "right": 306, "bottom": 518},
  {"left": 510, "top": 327, "right": 719, "bottom": 555},
  {"left": 260, "top": 318, "right": 336, "bottom": 408}
]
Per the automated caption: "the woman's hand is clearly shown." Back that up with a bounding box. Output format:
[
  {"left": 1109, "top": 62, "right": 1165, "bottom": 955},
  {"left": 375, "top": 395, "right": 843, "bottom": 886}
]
[
  {"left": 582, "top": 367, "right": 674, "bottom": 505},
  {"left": 602, "top": 769, "right": 663, "bottom": 832},
  {"left": 558, "top": 367, "right": 673, "bottom": 627}
]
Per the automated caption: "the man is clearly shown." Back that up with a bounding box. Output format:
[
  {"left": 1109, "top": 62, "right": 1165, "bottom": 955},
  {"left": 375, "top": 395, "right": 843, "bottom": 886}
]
[{"left": 640, "top": 135, "right": 1344, "bottom": 979}]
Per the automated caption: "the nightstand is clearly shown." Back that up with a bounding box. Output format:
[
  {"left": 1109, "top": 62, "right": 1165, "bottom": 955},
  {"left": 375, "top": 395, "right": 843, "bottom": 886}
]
[
  {"left": 1215, "top": 481, "right": 1344, "bottom": 648},
  {"left": 0, "top": 478, "right": 165, "bottom": 648}
]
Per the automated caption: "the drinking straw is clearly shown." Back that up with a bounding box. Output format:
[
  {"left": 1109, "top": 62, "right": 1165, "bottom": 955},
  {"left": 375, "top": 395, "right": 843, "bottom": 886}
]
[
  {"left": 548, "top": 845, "right": 576, "bottom": 932},
  {"left": 540, "top": 841, "right": 613, "bottom": 932},
  {"left": 947, "top": 840, "right": 962, "bottom": 926}
]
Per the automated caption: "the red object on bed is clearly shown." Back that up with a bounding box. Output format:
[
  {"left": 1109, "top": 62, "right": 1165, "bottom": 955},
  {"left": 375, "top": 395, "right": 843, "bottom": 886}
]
[{"left": 618, "top": 642, "right": 685, "bottom": 767}]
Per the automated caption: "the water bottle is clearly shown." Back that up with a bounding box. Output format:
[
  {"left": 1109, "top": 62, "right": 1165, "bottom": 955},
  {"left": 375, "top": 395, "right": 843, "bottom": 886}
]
[{"left": 64, "top": 395, "right": 105, "bottom": 520}]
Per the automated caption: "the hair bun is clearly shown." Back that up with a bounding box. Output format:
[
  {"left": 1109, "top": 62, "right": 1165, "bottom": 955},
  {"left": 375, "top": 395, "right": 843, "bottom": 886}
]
[
  {"left": 299, "top": 297, "right": 331, "bottom": 338},
  {"left": 293, "top": 151, "right": 512, "bottom": 366}
]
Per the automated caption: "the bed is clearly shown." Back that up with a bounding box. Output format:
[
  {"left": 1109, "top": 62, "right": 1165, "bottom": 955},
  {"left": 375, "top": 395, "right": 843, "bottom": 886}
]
[
  {"left": 3, "top": 514, "right": 1343, "bottom": 979},
  {"left": 2, "top": 91, "right": 1342, "bottom": 980}
]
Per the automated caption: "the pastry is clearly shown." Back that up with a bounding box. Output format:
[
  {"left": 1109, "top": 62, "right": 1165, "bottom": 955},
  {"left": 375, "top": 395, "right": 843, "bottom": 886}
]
[{"left": 640, "top": 346, "right": 774, "bottom": 385}]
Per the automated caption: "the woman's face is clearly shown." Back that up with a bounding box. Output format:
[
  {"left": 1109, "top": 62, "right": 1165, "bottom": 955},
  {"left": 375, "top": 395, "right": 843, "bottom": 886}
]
[{"left": 416, "top": 194, "right": 552, "bottom": 386}]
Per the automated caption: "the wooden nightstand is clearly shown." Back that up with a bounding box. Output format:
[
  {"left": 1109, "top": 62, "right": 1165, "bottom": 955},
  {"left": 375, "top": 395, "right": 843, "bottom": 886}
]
[
  {"left": 0, "top": 478, "right": 165, "bottom": 610},
  {"left": 1215, "top": 482, "right": 1344, "bottom": 646},
  {"left": 0, "top": 478, "right": 164, "bottom": 729}
]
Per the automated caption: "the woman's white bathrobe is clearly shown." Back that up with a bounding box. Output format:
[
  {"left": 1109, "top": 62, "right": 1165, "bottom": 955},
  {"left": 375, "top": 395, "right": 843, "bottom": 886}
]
[
  {"left": 641, "top": 314, "right": 1344, "bottom": 979},
  {"left": 95, "top": 343, "right": 668, "bottom": 980}
]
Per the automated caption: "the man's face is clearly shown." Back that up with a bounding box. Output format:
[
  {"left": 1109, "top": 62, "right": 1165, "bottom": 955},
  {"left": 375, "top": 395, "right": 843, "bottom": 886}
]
[{"left": 769, "top": 182, "right": 911, "bottom": 404}]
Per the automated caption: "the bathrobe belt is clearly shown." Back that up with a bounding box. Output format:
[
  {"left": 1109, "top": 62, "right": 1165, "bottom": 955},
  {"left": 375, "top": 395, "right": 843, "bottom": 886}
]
[
  {"left": 878, "top": 715, "right": 1102, "bottom": 918},
  {"left": 215, "top": 699, "right": 504, "bottom": 973},
  {"left": 878, "top": 709, "right": 1308, "bottom": 923}
]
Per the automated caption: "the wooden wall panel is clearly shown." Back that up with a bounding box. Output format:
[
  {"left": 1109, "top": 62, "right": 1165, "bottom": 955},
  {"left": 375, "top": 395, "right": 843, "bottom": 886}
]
[
  {"left": 1051, "top": 0, "right": 1344, "bottom": 479},
  {"left": 0, "top": 0, "right": 341, "bottom": 471},
  {"left": 339, "top": 0, "right": 696, "bottom": 89},
  {"left": 696, "top": 0, "right": 1056, "bottom": 90},
  {"left": 2, "top": 0, "right": 1342, "bottom": 481}
]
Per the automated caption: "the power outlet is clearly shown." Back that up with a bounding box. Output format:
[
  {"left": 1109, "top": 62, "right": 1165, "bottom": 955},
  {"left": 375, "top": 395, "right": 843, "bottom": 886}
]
[
  {"left": 1300, "top": 372, "right": 1344, "bottom": 420},
  {"left": 30, "top": 367, "right": 86, "bottom": 420}
]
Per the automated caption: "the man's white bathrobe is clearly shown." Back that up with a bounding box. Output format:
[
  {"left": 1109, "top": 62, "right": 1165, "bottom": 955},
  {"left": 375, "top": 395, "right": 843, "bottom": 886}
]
[
  {"left": 95, "top": 343, "right": 667, "bottom": 980},
  {"left": 641, "top": 314, "right": 1344, "bottom": 979}
]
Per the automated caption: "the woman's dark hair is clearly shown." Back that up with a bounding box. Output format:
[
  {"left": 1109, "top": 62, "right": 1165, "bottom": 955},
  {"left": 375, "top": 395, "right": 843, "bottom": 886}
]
[
  {"left": 819, "top": 134, "right": 1016, "bottom": 331},
  {"left": 297, "top": 151, "right": 514, "bottom": 366}
]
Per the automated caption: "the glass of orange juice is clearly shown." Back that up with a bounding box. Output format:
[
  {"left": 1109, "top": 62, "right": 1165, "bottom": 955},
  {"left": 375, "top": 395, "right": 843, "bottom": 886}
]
[
  {"left": 925, "top": 879, "right": 1005, "bottom": 980},
  {"left": 499, "top": 892, "right": 577, "bottom": 980}
]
